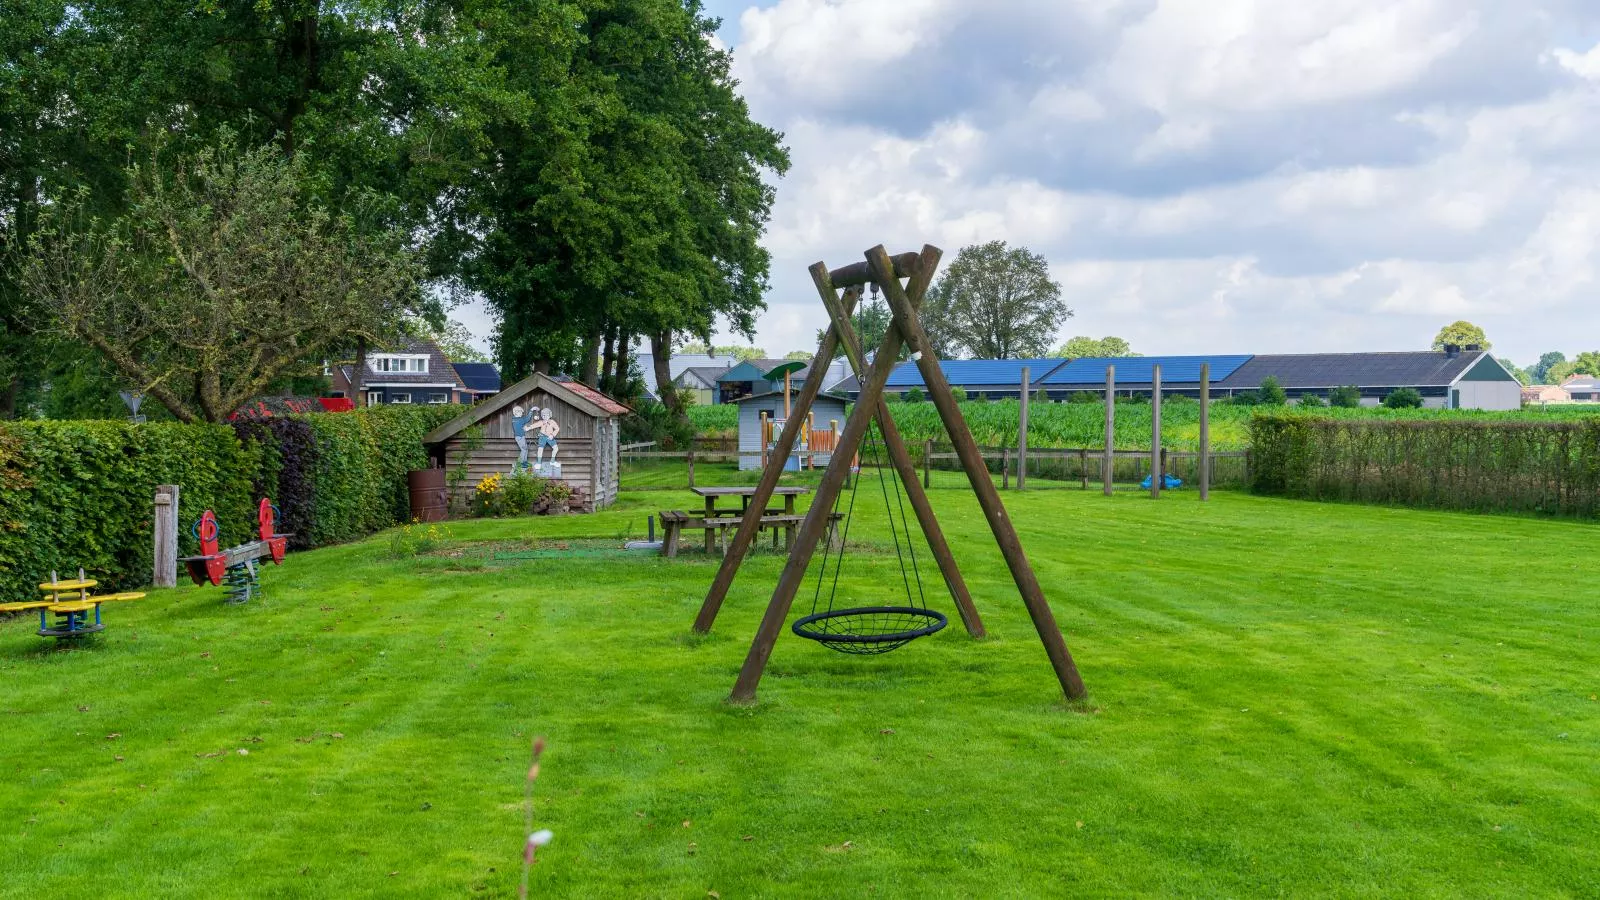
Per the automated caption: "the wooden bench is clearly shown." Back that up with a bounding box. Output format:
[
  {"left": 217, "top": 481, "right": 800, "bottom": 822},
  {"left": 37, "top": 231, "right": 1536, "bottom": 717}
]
[{"left": 659, "top": 510, "right": 844, "bottom": 558}]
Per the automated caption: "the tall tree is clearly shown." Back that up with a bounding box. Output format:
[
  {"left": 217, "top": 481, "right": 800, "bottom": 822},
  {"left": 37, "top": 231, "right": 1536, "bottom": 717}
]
[
  {"left": 21, "top": 140, "right": 419, "bottom": 423},
  {"left": 1054, "top": 336, "right": 1136, "bottom": 358},
  {"left": 922, "top": 240, "right": 1070, "bottom": 359},
  {"left": 1432, "top": 320, "right": 1491, "bottom": 351},
  {"left": 470, "top": 0, "right": 788, "bottom": 413},
  {"left": 1495, "top": 357, "right": 1530, "bottom": 386},
  {"left": 1532, "top": 351, "right": 1566, "bottom": 383}
]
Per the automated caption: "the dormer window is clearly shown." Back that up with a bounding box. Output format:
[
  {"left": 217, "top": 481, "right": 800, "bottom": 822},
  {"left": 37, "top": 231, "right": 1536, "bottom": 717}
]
[{"left": 371, "top": 354, "right": 429, "bottom": 374}]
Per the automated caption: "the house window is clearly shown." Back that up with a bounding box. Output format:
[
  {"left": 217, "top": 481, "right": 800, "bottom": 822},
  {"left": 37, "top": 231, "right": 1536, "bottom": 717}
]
[
  {"left": 392, "top": 393, "right": 412, "bottom": 404},
  {"left": 330, "top": 391, "right": 345, "bottom": 398},
  {"left": 367, "top": 391, "right": 383, "bottom": 406},
  {"left": 371, "top": 356, "right": 429, "bottom": 373},
  {"left": 429, "top": 393, "right": 448, "bottom": 404}
]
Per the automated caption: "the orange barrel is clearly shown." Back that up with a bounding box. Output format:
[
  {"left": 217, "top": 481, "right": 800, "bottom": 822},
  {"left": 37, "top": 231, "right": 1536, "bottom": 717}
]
[{"left": 407, "top": 468, "right": 448, "bottom": 522}]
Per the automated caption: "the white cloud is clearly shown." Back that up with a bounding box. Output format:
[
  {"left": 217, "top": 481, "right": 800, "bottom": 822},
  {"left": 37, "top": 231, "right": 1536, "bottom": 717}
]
[{"left": 707, "top": 0, "right": 1600, "bottom": 364}]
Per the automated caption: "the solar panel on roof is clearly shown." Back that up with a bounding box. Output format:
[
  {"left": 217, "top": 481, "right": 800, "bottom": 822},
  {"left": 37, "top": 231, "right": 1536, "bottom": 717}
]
[
  {"left": 1042, "top": 355, "right": 1253, "bottom": 385},
  {"left": 883, "top": 358, "right": 1067, "bottom": 388}
]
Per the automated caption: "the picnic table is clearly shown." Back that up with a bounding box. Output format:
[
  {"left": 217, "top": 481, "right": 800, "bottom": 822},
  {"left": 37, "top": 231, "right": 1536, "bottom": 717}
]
[{"left": 660, "top": 486, "right": 831, "bottom": 557}]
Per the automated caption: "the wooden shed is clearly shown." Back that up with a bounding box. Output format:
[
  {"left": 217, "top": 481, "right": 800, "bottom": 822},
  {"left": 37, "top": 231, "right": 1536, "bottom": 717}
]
[
  {"left": 424, "top": 373, "right": 628, "bottom": 512},
  {"left": 736, "top": 390, "right": 848, "bottom": 471}
]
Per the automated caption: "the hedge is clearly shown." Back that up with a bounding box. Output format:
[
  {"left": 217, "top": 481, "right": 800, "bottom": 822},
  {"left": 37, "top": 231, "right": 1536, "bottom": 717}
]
[
  {"left": 0, "top": 406, "right": 457, "bottom": 602},
  {"left": 1249, "top": 412, "right": 1600, "bottom": 516}
]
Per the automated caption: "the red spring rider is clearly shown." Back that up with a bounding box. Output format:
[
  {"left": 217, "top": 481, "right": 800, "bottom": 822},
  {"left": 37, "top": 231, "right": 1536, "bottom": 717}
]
[
  {"left": 258, "top": 498, "right": 288, "bottom": 564},
  {"left": 185, "top": 510, "right": 226, "bottom": 586}
]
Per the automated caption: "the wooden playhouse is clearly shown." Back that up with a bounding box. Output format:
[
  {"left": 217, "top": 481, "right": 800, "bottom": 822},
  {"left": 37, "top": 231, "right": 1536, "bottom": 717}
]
[{"left": 424, "top": 373, "right": 628, "bottom": 512}]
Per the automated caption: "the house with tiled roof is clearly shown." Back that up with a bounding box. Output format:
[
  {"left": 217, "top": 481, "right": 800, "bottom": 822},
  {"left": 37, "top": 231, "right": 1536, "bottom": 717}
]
[{"left": 329, "top": 340, "right": 473, "bottom": 406}]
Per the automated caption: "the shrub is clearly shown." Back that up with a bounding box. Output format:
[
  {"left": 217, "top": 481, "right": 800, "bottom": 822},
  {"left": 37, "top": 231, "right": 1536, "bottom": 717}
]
[
  {"left": 950, "top": 386, "right": 967, "bottom": 402},
  {"left": 1328, "top": 385, "right": 1362, "bottom": 408},
  {"left": 1034, "top": 388, "right": 1050, "bottom": 404},
  {"left": 1259, "top": 376, "right": 1287, "bottom": 406},
  {"left": 904, "top": 386, "right": 925, "bottom": 403},
  {"left": 1230, "top": 391, "right": 1261, "bottom": 407},
  {"left": 1297, "top": 392, "right": 1326, "bottom": 408},
  {"left": 1067, "top": 391, "right": 1100, "bottom": 404},
  {"left": 1249, "top": 412, "right": 1600, "bottom": 517},
  {"left": 1383, "top": 387, "right": 1424, "bottom": 409},
  {"left": 0, "top": 420, "right": 257, "bottom": 600},
  {"left": 621, "top": 399, "right": 695, "bottom": 449}
]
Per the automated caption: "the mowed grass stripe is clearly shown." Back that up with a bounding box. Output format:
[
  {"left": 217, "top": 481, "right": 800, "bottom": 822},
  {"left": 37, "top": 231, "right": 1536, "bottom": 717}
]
[{"left": 1, "top": 485, "right": 1597, "bottom": 896}]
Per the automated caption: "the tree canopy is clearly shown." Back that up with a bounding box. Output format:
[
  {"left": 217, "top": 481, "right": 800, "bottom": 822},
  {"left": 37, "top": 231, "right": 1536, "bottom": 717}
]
[
  {"left": 21, "top": 141, "right": 419, "bottom": 423},
  {"left": 1532, "top": 351, "right": 1566, "bottom": 383},
  {"left": 922, "top": 241, "right": 1070, "bottom": 359},
  {"left": 1432, "top": 321, "right": 1491, "bottom": 351},
  {"left": 1054, "top": 336, "right": 1136, "bottom": 358}
]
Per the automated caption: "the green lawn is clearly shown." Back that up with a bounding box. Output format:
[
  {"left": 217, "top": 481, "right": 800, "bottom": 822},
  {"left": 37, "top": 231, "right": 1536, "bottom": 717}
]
[{"left": 3, "top": 479, "right": 1599, "bottom": 897}]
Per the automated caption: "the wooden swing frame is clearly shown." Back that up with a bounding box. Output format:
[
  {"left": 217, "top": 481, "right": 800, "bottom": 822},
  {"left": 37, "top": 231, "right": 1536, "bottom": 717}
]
[{"left": 692, "top": 244, "right": 1089, "bottom": 703}]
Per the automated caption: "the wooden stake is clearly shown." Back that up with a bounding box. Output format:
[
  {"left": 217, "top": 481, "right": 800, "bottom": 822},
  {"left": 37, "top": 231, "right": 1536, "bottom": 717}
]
[
  {"left": 153, "top": 484, "right": 179, "bottom": 588},
  {"left": 923, "top": 438, "right": 932, "bottom": 489},
  {"left": 730, "top": 247, "right": 942, "bottom": 702},
  {"left": 687, "top": 449, "right": 696, "bottom": 488},
  {"left": 1199, "top": 362, "right": 1210, "bottom": 501},
  {"left": 1018, "top": 366, "right": 1030, "bottom": 491},
  {"left": 1103, "top": 365, "right": 1115, "bottom": 496},
  {"left": 1151, "top": 364, "right": 1162, "bottom": 499},
  {"left": 816, "top": 270, "right": 984, "bottom": 638},
  {"left": 693, "top": 287, "right": 862, "bottom": 633},
  {"left": 871, "top": 245, "right": 1088, "bottom": 701}
]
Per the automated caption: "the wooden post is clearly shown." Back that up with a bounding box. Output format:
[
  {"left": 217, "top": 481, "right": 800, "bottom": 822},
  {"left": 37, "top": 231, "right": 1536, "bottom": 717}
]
[
  {"left": 759, "top": 411, "right": 769, "bottom": 471},
  {"left": 730, "top": 247, "right": 942, "bottom": 701},
  {"left": 1080, "top": 448, "right": 1088, "bottom": 489},
  {"left": 1002, "top": 446, "right": 1010, "bottom": 490},
  {"left": 1151, "top": 364, "right": 1162, "bottom": 499},
  {"left": 923, "top": 438, "right": 932, "bottom": 488},
  {"left": 694, "top": 287, "right": 865, "bottom": 634},
  {"left": 871, "top": 245, "right": 1087, "bottom": 701},
  {"left": 1018, "top": 366, "right": 1030, "bottom": 491},
  {"left": 153, "top": 484, "right": 179, "bottom": 588},
  {"left": 687, "top": 449, "right": 696, "bottom": 488},
  {"left": 816, "top": 272, "right": 985, "bottom": 639},
  {"left": 1103, "top": 365, "right": 1115, "bottom": 495},
  {"left": 1199, "top": 362, "right": 1211, "bottom": 501}
]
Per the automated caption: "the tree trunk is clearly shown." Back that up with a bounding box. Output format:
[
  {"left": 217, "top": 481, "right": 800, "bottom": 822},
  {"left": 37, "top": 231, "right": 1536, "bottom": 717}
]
[
  {"left": 615, "top": 331, "right": 632, "bottom": 396},
  {"left": 651, "top": 330, "right": 681, "bottom": 415},
  {"left": 600, "top": 325, "right": 616, "bottom": 393},
  {"left": 0, "top": 376, "right": 16, "bottom": 419},
  {"left": 353, "top": 335, "right": 368, "bottom": 408},
  {"left": 580, "top": 326, "right": 601, "bottom": 386}
]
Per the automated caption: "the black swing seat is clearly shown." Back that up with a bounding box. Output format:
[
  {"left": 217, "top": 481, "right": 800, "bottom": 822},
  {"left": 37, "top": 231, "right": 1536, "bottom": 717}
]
[{"left": 791, "top": 605, "right": 947, "bottom": 655}]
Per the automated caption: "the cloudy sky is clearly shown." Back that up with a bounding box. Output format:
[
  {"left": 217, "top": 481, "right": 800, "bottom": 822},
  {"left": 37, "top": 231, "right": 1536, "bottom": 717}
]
[{"left": 463, "top": 0, "right": 1600, "bottom": 370}]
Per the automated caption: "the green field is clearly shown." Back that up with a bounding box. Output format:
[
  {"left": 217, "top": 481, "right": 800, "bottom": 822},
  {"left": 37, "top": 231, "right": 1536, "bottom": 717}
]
[
  {"left": 3, "top": 480, "right": 1598, "bottom": 896},
  {"left": 689, "top": 399, "right": 1600, "bottom": 451}
]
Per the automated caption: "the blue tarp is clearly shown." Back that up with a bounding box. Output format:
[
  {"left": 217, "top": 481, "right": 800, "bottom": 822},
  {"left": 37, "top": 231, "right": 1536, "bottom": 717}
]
[{"left": 1140, "top": 473, "right": 1184, "bottom": 490}]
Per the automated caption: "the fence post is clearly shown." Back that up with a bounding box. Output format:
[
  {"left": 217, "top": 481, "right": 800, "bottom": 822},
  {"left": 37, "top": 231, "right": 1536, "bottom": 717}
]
[
  {"left": 1080, "top": 448, "right": 1088, "bottom": 489},
  {"left": 687, "top": 449, "right": 696, "bottom": 488},
  {"left": 923, "top": 438, "right": 932, "bottom": 489},
  {"left": 1151, "top": 364, "right": 1162, "bottom": 499},
  {"left": 153, "top": 484, "right": 179, "bottom": 588},
  {"left": 1103, "top": 365, "right": 1115, "bottom": 495},
  {"left": 1199, "top": 362, "right": 1211, "bottom": 501},
  {"left": 1018, "top": 366, "right": 1030, "bottom": 491},
  {"left": 1002, "top": 446, "right": 1010, "bottom": 490}
]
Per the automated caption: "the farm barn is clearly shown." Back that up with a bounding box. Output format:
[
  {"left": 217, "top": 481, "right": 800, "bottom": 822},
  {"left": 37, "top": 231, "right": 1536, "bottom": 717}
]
[{"left": 424, "top": 373, "right": 627, "bottom": 512}]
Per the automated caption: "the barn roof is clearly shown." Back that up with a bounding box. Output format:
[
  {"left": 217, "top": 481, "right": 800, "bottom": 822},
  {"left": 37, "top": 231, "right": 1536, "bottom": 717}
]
[
  {"left": 1043, "top": 355, "right": 1253, "bottom": 386},
  {"left": 1218, "top": 351, "right": 1492, "bottom": 389},
  {"left": 884, "top": 357, "right": 1069, "bottom": 388},
  {"left": 423, "top": 372, "right": 626, "bottom": 444}
]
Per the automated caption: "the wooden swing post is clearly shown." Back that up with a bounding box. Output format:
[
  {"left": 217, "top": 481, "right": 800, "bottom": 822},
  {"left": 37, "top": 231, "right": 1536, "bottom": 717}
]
[
  {"left": 870, "top": 245, "right": 1087, "bottom": 701},
  {"left": 729, "top": 247, "right": 940, "bottom": 702}
]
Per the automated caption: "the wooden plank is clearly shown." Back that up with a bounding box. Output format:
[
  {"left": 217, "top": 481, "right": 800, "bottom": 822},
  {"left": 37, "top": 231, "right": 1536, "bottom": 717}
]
[
  {"left": 1150, "top": 364, "right": 1162, "bottom": 499},
  {"left": 827, "top": 251, "right": 920, "bottom": 287},
  {"left": 1199, "top": 362, "right": 1211, "bottom": 501},
  {"left": 153, "top": 484, "right": 179, "bottom": 588},
  {"left": 870, "top": 245, "right": 1088, "bottom": 702},
  {"left": 1103, "top": 365, "right": 1115, "bottom": 496}
]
